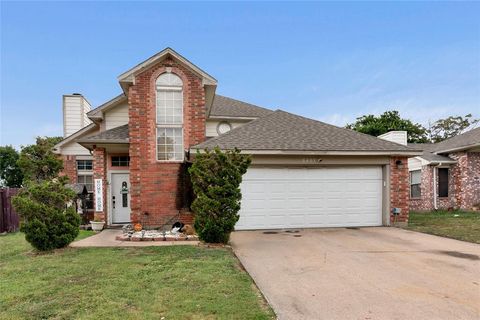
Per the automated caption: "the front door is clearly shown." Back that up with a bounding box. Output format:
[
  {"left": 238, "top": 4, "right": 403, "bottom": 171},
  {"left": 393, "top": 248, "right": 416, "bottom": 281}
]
[{"left": 111, "top": 173, "right": 131, "bottom": 224}]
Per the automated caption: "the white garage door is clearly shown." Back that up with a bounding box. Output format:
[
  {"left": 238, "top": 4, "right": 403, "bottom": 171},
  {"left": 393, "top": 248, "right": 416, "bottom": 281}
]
[{"left": 236, "top": 166, "right": 383, "bottom": 230}]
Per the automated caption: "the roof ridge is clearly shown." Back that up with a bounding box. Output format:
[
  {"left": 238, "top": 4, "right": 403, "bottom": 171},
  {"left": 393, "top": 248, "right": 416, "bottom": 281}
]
[
  {"left": 87, "top": 93, "right": 126, "bottom": 116},
  {"left": 432, "top": 126, "right": 480, "bottom": 153},
  {"left": 274, "top": 109, "right": 416, "bottom": 151},
  {"left": 193, "top": 109, "right": 419, "bottom": 153},
  {"left": 214, "top": 94, "right": 272, "bottom": 111}
]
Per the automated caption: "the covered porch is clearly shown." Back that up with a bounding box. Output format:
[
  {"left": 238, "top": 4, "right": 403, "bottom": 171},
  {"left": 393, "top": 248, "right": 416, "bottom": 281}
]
[{"left": 78, "top": 125, "right": 131, "bottom": 226}]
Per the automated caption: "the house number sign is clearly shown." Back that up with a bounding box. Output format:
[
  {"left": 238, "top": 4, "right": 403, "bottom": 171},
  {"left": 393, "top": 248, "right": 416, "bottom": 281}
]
[
  {"left": 94, "top": 179, "right": 103, "bottom": 212},
  {"left": 302, "top": 157, "right": 323, "bottom": 164}
]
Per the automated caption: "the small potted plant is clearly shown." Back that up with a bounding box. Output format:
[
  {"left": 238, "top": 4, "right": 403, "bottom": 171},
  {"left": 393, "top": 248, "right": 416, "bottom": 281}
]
[{"left": 90, "top": 217, "right": 105, "bottom": 232}]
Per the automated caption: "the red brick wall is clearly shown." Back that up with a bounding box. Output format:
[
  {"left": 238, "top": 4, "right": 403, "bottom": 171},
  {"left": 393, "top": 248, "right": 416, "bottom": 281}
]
[
  {"left": 93, "top": 147, "right": 107, "bottom": 221},
  {"left": 451, "top": 152, "right": 480, "bottom": 209},
  {"left": 128, "top": 57, "right": 205, "bottom": 227},
  {"left": 410, "top": 152, "right": 480, "bottom": 211},
  {"left": 60, "top": 155, "right": 77, "bottom": 184},
  {"left": 390, "top": 156, "right": 409, "bottom": 224},
  {"left": 410, "top": 165, "right": 433, "bottom": 211},
  {"left": 467, "top": 152, "right": 480, "bottom": 207}
]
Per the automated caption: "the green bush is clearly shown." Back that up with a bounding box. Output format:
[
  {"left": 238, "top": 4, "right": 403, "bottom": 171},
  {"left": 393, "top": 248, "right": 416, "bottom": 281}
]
[
  {"left": 189, "top": 147, "right": 251, "bottom": 243},
  {"left": 12, "top": 179, "right": 80, "bottom": 251}
]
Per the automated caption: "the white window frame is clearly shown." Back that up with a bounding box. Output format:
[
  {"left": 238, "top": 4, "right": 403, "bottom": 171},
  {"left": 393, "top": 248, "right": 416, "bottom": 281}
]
[
  {"left": 77, "top": 172, "right": 94, "bottom": 193},
  {"left": 410, "top": 170, "right": 421, "bottom": 198},
  {"left": 77, "top": 159, "right": 93, "bottom": 171},
  {"left": 156, "top": 73, "right": 184, "bottom": 162}
]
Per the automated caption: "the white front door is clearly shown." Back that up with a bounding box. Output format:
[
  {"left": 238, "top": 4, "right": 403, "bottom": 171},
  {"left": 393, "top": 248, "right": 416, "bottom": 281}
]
[
  {"left": 236, "top": 166, "right": 383, "bottom": 230},
  {"left": 111, "top": 173, "right": 131, "bottom": 224}
]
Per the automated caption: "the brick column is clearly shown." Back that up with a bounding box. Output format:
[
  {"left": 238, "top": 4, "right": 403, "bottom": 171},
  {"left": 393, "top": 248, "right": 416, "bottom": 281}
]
[
  {"left": 93, "top": 147, "right": 107, "bottom": 221},
  {"left": 390, "top": 156, "right": 410, "bottom": 226}
]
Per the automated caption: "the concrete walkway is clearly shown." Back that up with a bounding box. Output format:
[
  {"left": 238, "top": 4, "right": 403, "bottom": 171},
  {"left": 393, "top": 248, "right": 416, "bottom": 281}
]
[
  {"left": 70, "top": 229, "right": 199, "bottom": 247},
  {"left": 231, "top": 227, "right": 480, "bottom": 320}
]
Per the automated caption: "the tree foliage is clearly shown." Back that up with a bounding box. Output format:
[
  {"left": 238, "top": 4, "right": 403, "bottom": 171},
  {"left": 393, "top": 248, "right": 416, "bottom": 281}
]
[
  {"left": 189, "top": 147, "right": 251, "bottom": 244},
  {"left": 12, "top": 179, "right": 80, "bottom": 251},
  {"left": 428, "top": 114, "right": 479, "bottom": 143},
  {"left": 346, "top": 111, "right": 428, "bottom": 143},
  {"left": 17, "top": 136, "right": 64, "bottom": 183},
  {"left": 0, "top": 145, "right": 23, "bottom": 187}
]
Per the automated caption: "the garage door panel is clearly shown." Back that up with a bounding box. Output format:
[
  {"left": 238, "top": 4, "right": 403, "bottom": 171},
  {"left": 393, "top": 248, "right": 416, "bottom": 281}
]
[{"left": 236, "top": 166, "right": 383, "bottom": 230}]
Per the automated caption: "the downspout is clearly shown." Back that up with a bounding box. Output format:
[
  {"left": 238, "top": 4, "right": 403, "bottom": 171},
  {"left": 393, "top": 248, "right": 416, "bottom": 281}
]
[{"left": 433, "top": 162, "right": 443, "bottom": 210}]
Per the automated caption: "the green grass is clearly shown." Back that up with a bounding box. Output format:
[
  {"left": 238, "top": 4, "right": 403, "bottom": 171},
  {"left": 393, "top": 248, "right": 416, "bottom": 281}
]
[
  {"left": 0, "top": 233, "right": 274, "bottom": 320},
  {"left": 406, "top": 210, "right": 480, "bottom": 244},
  {"left": 76, "top": 230, "right": 96, "bottom": 241}
]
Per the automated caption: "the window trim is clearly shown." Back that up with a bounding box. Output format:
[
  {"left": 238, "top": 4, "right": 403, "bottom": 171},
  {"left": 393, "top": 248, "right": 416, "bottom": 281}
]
[{"left": 410, "top": 170, "right": 422, "bottom": 199}]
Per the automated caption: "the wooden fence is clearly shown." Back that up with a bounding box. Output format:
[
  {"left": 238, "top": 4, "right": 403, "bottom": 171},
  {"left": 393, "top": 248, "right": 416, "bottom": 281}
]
[{"left": 0, "top": 188, "right": 20, "bottom": 233}]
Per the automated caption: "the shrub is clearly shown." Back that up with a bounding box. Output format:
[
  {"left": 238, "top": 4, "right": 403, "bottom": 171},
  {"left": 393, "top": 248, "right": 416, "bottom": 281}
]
[
  {"left": 189, "top": 147, "right": 251, "bottom": 243},
  {"left": 12, "top": 179, "right": 80, "bottom": 251}
]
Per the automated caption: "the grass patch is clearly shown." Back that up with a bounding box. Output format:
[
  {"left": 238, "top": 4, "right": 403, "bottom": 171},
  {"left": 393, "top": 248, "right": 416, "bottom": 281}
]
[
  {"left": 0, "top": 233, "right": 274, "bottom": 319},
  {"left": 76, "top": 230, "right": 96, "bottom": 241},
  {"left": 406, "top": 210, "right": 480, "bottom": 244}
]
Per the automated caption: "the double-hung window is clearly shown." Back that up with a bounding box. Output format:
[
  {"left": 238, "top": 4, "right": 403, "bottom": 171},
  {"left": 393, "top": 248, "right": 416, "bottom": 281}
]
[
  {"left": 156, "top": 72, "right": 184, "bottom": 161},
  {"left": 76, "top": 159, "right": 94, "bottom": 209},
  {"left": 410, "top": 170, "right": 421, "bottom": 198}
]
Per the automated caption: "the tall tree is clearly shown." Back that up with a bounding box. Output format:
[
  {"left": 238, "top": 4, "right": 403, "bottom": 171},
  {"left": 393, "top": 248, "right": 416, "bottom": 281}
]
[
  {"left": 17, "top": 136, "right": 64, "bottom": 183},
  {"left": 0, "top": 145, "right": 24, "bottom": 187},
  {"left": 428, "top": 114, "right": 479, "bottom": 143},
  {"left": 346, "top": 111, "right": 428, "bottom": 143}
]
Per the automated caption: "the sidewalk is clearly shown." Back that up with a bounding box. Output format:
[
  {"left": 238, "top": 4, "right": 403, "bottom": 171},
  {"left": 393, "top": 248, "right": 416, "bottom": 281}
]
[{"left": 70, "top": 229, "right": 199, "bottom": 247}]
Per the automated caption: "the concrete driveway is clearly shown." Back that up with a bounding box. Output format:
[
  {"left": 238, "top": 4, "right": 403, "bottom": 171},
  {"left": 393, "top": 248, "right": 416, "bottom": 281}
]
[{"left": 231, "top": 227, "right": 480, "bottom": 320}]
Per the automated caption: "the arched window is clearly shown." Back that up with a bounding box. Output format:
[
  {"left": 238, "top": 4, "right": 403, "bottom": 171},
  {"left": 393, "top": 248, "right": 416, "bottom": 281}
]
[{"left": 156, "top": 72, "right": 183, "bottom": 161}]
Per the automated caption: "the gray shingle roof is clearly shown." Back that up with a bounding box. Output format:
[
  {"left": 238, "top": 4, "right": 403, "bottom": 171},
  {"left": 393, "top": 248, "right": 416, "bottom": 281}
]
[
  {"left": 210, "top": 95, "right": 272, "bottom": 118},
  {"left": 78, "top": 124, "right": 129, "bottom": 143},
  {"left": 430, "top": 127, "right": 480, "bottom": 153},
  {"left": 408, "top": 143, "right": 456, "bottom": 163},
  {"left": 193, "top": 110, "right": 419, "bottom": 153}
]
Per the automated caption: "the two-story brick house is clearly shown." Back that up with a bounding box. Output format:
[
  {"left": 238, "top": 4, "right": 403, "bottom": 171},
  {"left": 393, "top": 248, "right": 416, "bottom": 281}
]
[{"left": 55, "top": 48, "right": 420, "bottom": 230}]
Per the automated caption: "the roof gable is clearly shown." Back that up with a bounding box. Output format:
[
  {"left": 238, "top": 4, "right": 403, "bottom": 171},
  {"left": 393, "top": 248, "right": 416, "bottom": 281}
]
[
  {"left": 53, "top": 123, "right": 98, "bottom": 153},
  {"left": 193, "top": 110, "right": 420, "bottom": 155},
  {"left": 87, "top": 93, "right": 127, "bottom": 120},
  {"left": 118, "top": 48, "right": 217, "bottom": 88}
]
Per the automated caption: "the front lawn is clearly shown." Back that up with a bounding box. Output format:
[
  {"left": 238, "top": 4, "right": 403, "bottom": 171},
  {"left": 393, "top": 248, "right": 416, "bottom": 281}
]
[
  {"left": 406, "top": 210, "right": 480, "bottom": 244},
  {"left": 0, "top": 233, "right": 274, "bottom": 319},
  {"left": 76, "top": 229, "right": 96, "bottom": 241}
]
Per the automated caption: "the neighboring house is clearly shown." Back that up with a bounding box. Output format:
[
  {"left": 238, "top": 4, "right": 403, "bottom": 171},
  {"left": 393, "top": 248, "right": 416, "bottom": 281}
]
[
  {"left": 406, "top": 128, "right": 480, "bottom": 211},
  {"left": 54, "top": 47, "right": 421, "bottom": 230}
]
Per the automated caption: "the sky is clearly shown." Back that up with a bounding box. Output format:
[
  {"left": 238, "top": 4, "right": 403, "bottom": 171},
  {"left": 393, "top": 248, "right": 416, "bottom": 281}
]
[{"left": 1, "top": 1, "right": 479, "bottom": 148}]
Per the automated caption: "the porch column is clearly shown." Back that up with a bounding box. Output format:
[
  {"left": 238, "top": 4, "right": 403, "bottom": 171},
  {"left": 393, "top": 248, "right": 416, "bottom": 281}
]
[
  {"left": 390, "top": 156, "right": 410, "bottom": 226},
  {"left": 93, "top": 147, "right": 107, "bottom": 222}
]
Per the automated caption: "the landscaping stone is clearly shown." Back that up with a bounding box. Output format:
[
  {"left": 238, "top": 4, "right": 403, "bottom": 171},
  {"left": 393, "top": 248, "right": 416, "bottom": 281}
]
[{"left": 114, "top": 229, "right": 198, "bottom": 242}]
